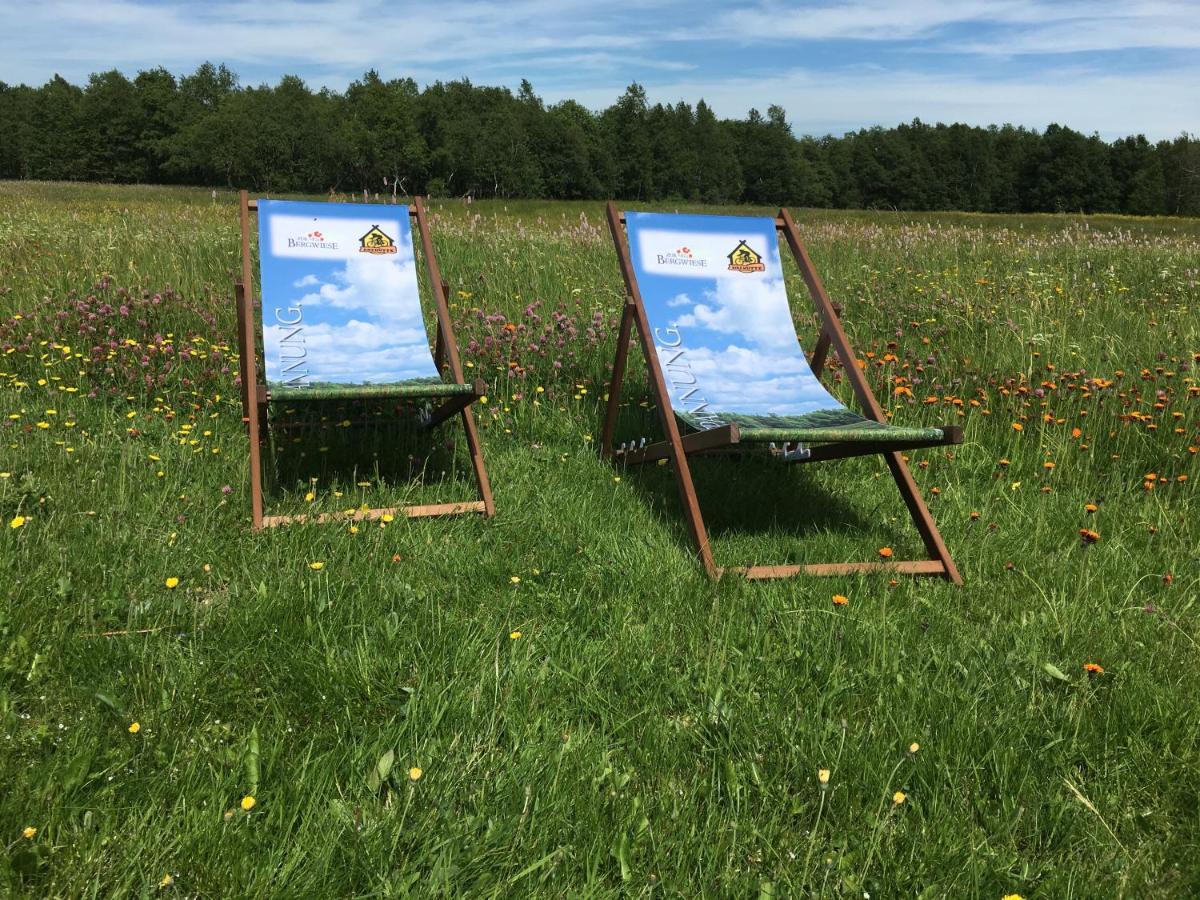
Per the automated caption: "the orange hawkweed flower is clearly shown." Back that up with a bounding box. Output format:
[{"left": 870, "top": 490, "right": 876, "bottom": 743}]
[
  {"left": 878, "top": 546, "right": 894, "bottom": 558},
  {"left": 832, "top": 594, "right": 849, "bottom": 606},
  {"left": 1084, "top": 503, "right": 1098, "bottom": 513},
  {"left": 1083, "top": 662, "right": 1104, "bottom": 675},
  {"left": 1011, "top": 422, "right": 1023, "bottom": 432},
  {"left": 1079, "top": 529, "right": 1100, "bottom": 545}
]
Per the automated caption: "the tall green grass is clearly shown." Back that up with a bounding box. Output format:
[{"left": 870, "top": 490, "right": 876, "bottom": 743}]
[{"left": 1, "top": 181, "right": 1197, "bottom": 897}]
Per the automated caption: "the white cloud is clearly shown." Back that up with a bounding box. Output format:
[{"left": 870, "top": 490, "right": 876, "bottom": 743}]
[
  {"left": 293, "top": 274, "right": 319, "bottom": 287},
  {"left": 667, "top": 293, "right": 692, "bottom": 308},
  {"left": 0, "top": 0, "right": 652, "bottom": 82},
  {"left": 559, "top": 63, "right": 1200, "bottom": 140},
  {"left": 692, "top": 1, "right": 1200, "bottom": 52},
  {"left": 1, "top": 0, "right": 1196, "bottom": 139}
]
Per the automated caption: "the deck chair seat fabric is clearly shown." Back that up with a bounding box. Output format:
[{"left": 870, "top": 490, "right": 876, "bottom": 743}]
[
  {"left": 257, "top": 200, "right": 446, "bottom": 401},
  {"left": 624, "top": 211, "right": 942, "bottom": 445},
  {"left": 268, "top": 381, "right": 478, "bottom": 402}
]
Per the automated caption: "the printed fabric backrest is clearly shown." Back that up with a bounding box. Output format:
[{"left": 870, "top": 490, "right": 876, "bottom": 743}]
[
  {"left": 625, "top": 212, "right": 855, "bottom": 431},
  {"left": 257, "top": 200, "right": 440, "bottom": 397}
]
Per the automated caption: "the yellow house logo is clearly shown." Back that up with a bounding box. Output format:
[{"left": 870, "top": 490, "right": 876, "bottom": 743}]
[
  {"left": 727, "top": 240, "right": 765, "bottom": 273},
  {"left": 358, "top": 225, "right": 398, "bottom": 255}
]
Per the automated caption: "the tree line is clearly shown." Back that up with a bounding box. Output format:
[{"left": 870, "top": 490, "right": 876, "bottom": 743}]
[{"left": 1, "top": 64, "right": 1198, "bottom": 215}]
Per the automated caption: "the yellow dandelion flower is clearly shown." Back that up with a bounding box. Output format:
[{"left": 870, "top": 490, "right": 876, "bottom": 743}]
[
  {"left": 909, "top": 742, "right": 920, "bottom": 754},
  {"left": 308, "top": 562, "right": 325, "bottom": 571},
  {"left": 817, "top": 768, "right": 830, "bottom": 785},
  {"left": 240, "top": 795, "right": 256, "bottom": 811},
  {"left": 510, "top": 630, "right": 522, "bottom": 640},
  {"left": 408, "top": 767, "right": 423, "bottom": 782},
  {"left": 509, "top": 575, "right": 520, "bottom": 584},
  {"left": 164, "top": 577, "right": 180, "bottom": 589},
  {"left": 892, "top": 791, "right": 907, "bottom": 805},
  {"left": 22, "top": 826, "right": 37, "bottom": 839},
  {"left": 380, "top": 513, "right": 394, "bottom": 523},
  {"left": 304, "top": 491, "right": 315, "bottom": 502},
  {"left": 160, "top": 873, "right": 174, "bottom": 887},
  {"left": 128, "top": 722, "right": 141, "bottom": 733},
  {"left": 9, "top": 515, "right": 26, "bottom": 529}
]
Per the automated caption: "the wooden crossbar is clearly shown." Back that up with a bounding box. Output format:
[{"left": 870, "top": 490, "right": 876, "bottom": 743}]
[
  {"left": 262, "top": 501, "right": 487, "bottom": 528},
  {"left": 614, "top": 425, "right": 740, "bottom": 465},
  {"left": 721, "top": 560, "right": 946, "bottom": 580}
]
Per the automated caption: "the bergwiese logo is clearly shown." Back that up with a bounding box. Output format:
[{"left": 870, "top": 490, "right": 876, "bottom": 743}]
[
  {"left": 655, "top": 245, "right": 708, "bottom": 270},
  {"left": 287, "top": 229, "right": 340, "bottom": 251}
]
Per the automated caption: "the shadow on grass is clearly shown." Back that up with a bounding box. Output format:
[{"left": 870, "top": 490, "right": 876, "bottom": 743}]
[
  {"left": 598, "top": 389, "right": 908, "bottom": 566},
  {"left": 262, "top": 396, "right": 479, "bottom": 505},
  {"left": 616, "top": 449, "right": 880, "bottom": 547}
]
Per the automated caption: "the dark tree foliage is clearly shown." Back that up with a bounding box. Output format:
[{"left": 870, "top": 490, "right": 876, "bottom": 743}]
[{"left": 0, "top": 66, "right": 1197, "bottom": 215}]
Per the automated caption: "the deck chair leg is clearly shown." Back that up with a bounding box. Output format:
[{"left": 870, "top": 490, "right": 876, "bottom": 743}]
[
  {"left": 606, "top": 202, "right": 716, "bottom": 578},
  {"left": 458, "top": 405, "right": 495, "bottom": 517},
  {"left": 672, "top": 452, "right": 717, "bottom": 578},
  {"left": 807, "top": 303, "right": 842, "bottom": 375},
  {"left": 885, "top": 452, "right": 962, "bottom": 583},
  {"left": 412, "top": 197, "right": 496, "bottom": 519},
  {"left": 601, "top": 300, "right": 636, "bottom": 460},
  {"left": 779, "top": 208, "right": 959, "bottom": 583},
  {"left": 235, "top": 223, "right": 265, "bottom": 530},
  {"left": 434, "top": 322, "right": 446, "bottom": 373}
]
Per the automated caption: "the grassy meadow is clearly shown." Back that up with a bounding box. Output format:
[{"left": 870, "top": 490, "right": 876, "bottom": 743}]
[{"left": 1, "top": 181, "right": 1198, "bottom": 897}]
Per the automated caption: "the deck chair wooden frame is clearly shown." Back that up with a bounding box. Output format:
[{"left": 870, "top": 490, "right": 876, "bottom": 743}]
[
  {"left": 235, "top": 190, "right": 495, "bottom": 529},
  {"left": 602, "top": 203, "right": 962, "bottom": 583}
]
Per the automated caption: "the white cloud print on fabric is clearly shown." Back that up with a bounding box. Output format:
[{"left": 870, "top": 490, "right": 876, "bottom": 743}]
[
  {"left": 264, "top": 320, "right": 437, "bottom": 384},
  {"left": 677, "top": 345, "right": 843, "bottom": 416},
  {"left": 661, "top": 279, "right": 846, "bottom": 415},
  {"left": 298, "top": 253, "right": 425, "bottom": 327},
  {"left": 264, "top": 252, "right": 438, "bottom": 385},
  {"left": 671, "top": 275, "right": 800, "bottom": 350}
]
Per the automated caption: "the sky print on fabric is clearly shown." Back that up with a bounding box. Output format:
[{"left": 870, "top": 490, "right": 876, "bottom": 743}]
[
  {"left": 257, "top": 200, "right": 440, "bottom": 393},
  {"left": 626, "top": 211, "right": 855, "bottom": 430}
]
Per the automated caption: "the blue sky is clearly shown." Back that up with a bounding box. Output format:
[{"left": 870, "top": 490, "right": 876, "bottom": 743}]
[
  {"left": 257, "top": 200, "right": 440, "bottom": 389},
  {"left": 627, "top": 211, "right": 850, "bottom": 423},
  {"left": 1, "top": 1, "right": 1198, "bottom": 139}
]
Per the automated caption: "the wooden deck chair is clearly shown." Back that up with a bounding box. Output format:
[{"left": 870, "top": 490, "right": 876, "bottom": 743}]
[
  {"left": 234, "top": 191, "right": 494, "bottom": 528},
  {"left": 602, "top": 204, "right": 962, "bottom": 583}
]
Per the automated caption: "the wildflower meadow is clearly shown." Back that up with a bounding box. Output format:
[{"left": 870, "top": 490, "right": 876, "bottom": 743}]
[{"left": 1, "top": 181, "right": 1197, "bottom": 896}]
